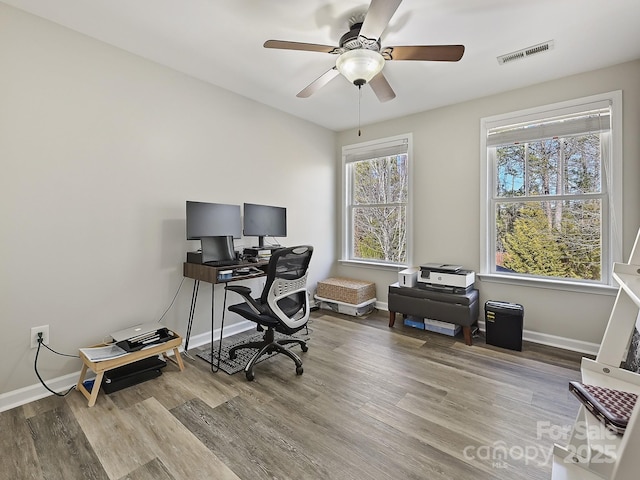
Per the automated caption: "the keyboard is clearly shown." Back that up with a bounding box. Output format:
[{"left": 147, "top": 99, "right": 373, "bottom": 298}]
[{"left": 203, "top": 259, "right": 240, "bottom": 267}]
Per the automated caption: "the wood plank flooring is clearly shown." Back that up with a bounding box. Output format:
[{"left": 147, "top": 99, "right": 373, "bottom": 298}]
[{"left": 0, "top": 310, "right": 584, "bottom": 480}]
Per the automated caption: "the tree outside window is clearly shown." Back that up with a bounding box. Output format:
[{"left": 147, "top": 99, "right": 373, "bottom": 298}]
[
  {"left": 495, "top": 135, "right": 603, "bottom": 281},
  {"left": 343, "top": 135, "right": 411, "bottom": 266},
  {"left": 482, "top": 92, "right": 621, "bottom": 287}
]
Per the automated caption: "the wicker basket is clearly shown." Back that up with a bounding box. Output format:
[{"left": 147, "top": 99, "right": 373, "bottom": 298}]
[{"left": 316, "top": 277, "right": 376, "bottom": 305}]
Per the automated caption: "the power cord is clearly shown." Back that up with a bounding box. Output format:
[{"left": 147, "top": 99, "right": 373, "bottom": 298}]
[
  {"left": 157, "top": 277, "right": 185, "bottom": 324},
  {"left": 33, "top": 277, "right": 185, "bottom": 396},
  {"left": 34, "top": 333, "right": 78, "bottom": 397}
]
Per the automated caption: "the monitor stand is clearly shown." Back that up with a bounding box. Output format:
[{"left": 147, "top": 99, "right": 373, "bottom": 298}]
[
  {"left": 253, "top": 236, "right": 281, "bottom": 250},
  {"left": 251, "top": 245, "right": 281, "bottom": 251}
]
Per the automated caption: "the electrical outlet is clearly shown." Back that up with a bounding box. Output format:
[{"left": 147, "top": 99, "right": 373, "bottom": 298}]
[{"left": 30, "top": 325, "right": 50, "bottom": 348}]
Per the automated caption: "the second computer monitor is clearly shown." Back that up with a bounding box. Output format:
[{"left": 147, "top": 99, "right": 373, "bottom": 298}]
[{"left": 243, "top": 203, "right": 287, "bottom": 248}]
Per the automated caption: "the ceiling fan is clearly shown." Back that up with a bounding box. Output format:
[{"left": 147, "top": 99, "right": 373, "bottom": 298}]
[{"left": 264, "top": 0, "right": 465, "bottom": 102}]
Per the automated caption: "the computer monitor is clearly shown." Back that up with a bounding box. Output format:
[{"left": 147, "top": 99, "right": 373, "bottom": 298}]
[
  {"left": 186, "top": 201, "right": 242, "bottom": 240},
  {"left": 243, "top": 203, "right": 287, "bottom": 248}
]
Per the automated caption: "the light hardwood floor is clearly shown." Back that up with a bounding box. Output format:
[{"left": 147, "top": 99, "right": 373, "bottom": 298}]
[{"left": 0, "top": 310, "right": 584, "bottom": 480}]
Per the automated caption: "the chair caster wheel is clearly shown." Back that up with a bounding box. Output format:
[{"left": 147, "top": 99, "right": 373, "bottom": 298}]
[
  {"left": 301, "top": 344, "right": 308, "bottom": 352},
  {"left": 296, "top": 365, "right": 304, "bottom": 375},
  {"left": 245, "top": 370, "right": 255, "bottom": 381}
]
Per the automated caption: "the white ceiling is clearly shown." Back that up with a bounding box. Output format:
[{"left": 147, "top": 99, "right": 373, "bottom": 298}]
[{"left": 4, "top": 0, "right": 640, "bottom": 131}]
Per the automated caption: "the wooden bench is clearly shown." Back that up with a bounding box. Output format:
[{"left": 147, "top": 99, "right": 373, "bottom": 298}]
[{"left": 76, "top": 335, "right": 184, "bottom": 407}]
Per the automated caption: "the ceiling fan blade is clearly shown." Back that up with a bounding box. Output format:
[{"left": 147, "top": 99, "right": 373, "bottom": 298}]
[
  {"left": 369, "top": 72, "right": 396, "bottom": 103},
  {"left": 359, "top": 0, "right": 403, "bottom": 43},
  {"left": 297, "top": 68, "right": 340, "bottom": 98},
  {"left": 264, "top": 40, "right": 339, "bottom": 54},
  {"left": 383, "top": 45, "right": 465, "bottom": 61}
]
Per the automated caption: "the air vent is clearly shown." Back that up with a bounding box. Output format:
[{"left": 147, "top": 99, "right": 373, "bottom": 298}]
[{"left": 497, "top": 40, "right": 554, "bottom": 65}]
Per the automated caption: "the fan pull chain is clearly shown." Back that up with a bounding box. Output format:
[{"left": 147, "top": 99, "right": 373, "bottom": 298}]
[{"left": 357, "top": 84, "right": 362, "bottom": 136}]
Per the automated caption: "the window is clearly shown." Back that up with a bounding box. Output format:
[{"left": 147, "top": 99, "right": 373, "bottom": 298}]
[
  {"left": 342, "top": 134, "right": 412, "bottom": 266},
  {"left": 480, "top": 92, "right": 622, "bottom": 289}
]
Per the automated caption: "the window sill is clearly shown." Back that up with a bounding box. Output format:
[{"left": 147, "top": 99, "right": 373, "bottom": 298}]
[
  {"left": 338, "top": 259, "right": 406, "bottom": 271},
  {"left": 478, "top": 273, "right": 618, "bottom": 296}
]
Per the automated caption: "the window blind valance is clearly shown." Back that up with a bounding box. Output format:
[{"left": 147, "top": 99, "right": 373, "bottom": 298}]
[
  {"left": 344, "top": 137, "right": 408, "bottom": 163},
  {"left": 487, "top": 106, "right": 611, "bottom": 148}
]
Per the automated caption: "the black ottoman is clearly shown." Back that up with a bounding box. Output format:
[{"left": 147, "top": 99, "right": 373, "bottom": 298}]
[{"left": 388, "top": 283, "right": 479, "bottom": 345}]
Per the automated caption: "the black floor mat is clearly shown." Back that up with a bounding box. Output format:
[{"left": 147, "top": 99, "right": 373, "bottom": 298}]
[{"left": 195, "top": 329, "right": 310, "bottom": 374}]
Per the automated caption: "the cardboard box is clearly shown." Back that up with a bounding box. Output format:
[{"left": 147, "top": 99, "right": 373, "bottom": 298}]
[
  {"left": 423, "top": 318, "right": 461, "bottom": 336},
  {"left": 316, "top": 277, "right": 376, "bottom": 305}
]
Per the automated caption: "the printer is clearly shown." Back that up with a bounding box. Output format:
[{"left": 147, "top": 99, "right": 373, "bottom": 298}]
[{"left": 417, "top": 263, "right": 475, "bottom": 293}]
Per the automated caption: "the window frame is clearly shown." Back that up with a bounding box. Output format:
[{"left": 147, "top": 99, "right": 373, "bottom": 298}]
[
  {"left": 479, "top": 91, "right": 622, "bottom": 294},
  {"left": 340, "top": 133, "right": 413, "bottom": 269}
]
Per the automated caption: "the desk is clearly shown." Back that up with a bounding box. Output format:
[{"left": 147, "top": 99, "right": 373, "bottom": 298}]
[
  {"left": 182, "top": 261, "right": 269, "bottom": 370},
  {"left": 76, "top": 335, "right": 184, "bottom": 407}
]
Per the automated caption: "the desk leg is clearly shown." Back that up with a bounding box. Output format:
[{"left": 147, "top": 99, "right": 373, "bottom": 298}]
[
  {"left": 184, "top": 280, "right": 200, "bottom": 352},
  {"left": 209, "top": 285, "right": 228, "bottom": 373}
]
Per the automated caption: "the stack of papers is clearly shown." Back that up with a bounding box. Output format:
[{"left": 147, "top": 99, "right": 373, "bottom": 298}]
[{"left": 79, "top": 344, "right": 129, "bottom": 362}]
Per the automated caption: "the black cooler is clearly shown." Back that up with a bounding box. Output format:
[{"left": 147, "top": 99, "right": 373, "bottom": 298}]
[{"left": 484, "top": 301, "right": 524, "bottom": 351}]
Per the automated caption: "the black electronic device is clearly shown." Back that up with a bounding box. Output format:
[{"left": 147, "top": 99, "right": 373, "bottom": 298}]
[
  {"left": 243, "top": 203, "right": 287, "bottom": 248},
  {"left": 186, "top": 201, "right": 242, "bottom": 240},
  {"left": 201, "top": 235, "right": 236, "bottom": 264},
  {"left": 102, "top": 357, "right": 167, "bottom": 394},
  {"left": 186, "top": 236, "right": 237, "bottom": 265},
  {"left": 115, "top": 327, "right": 174, "bottom": 353},
  {"left": 416, "top": 282, "right": 472, "bottom": 295}
]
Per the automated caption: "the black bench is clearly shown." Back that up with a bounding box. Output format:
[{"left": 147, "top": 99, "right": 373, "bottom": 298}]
[{"left": 388, "top": 283, "right": 479, "bottom": 345}]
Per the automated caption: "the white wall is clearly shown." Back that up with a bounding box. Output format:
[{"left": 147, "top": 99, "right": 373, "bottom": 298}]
[
  {"left": 0, "top": 4, "right": 336, "bottom": 396},
  {"left": 336, "top": 60, "right": 640, "bottom": 348}
]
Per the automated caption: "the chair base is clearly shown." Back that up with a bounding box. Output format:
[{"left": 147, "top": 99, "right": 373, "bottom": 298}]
[{"left": 229, "top": 328, "right": 307, "bottom": 381}]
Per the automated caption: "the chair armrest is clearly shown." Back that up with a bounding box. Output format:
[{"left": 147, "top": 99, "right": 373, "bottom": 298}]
[
  {"left": 226, "top": 285, "right": 266, "bottom": 314},
  {"left": 226, "top": 285, "right": 252, "bottom": 297}
]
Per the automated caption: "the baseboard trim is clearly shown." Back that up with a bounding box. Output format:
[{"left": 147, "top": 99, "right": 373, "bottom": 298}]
[
  {"left": 377, "top": 301, "right": 599, "bottom": 356},
  {"left": 180, "top": 320, "right": 255, "bottom": 351},
  {"left": 0, "top": 320, "right": 255, "bottom": 413},
  {"left": 476, "top": 319, "right": 600, "bottom": 356},
  {"left": 0, "top": 372, "right": 80, "bottom": 413}
]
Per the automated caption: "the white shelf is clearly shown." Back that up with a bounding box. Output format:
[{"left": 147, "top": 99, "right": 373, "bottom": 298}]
[
  {"left": 612, "top": 262, "right": 640, "bottom": 307},
  {"left": 551, "top": 229, "right": 640, "bottom": 480},
  {"left": 551, "top": 454, "right": 606, "bottom": 480},
  {"left": 581, "top": 358, "right": 640, "bottom": 394}
]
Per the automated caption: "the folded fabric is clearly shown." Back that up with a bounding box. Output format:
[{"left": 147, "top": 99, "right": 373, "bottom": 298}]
[{"left": 569, "top": 381, "right": 638, "bottom": 435}]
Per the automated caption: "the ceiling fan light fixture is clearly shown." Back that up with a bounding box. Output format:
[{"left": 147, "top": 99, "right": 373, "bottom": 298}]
[{"left": 336, "top": 49, "right": 385, "bottom": 85}]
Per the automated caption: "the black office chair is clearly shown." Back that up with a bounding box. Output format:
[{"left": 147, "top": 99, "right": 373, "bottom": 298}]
[{"left": 226, "top": 245, "right": 313, "bottom": 381}]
